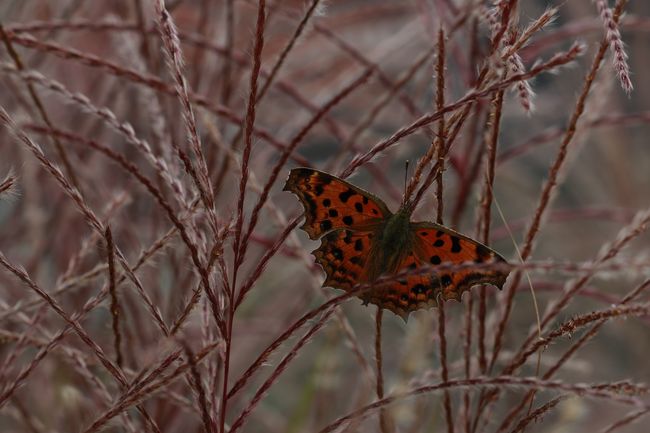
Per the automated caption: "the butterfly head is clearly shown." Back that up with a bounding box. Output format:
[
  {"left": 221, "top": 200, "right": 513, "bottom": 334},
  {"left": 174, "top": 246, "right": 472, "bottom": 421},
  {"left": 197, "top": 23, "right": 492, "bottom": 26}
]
[{"left": 399, "top": 199, "right": 417, "bottom": 217}]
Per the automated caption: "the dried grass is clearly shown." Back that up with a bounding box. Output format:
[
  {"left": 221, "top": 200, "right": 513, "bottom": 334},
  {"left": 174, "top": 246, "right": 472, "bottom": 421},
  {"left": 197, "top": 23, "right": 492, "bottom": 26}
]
[{"left": 0, "top": 1, "right": 648, "bottom": 432}]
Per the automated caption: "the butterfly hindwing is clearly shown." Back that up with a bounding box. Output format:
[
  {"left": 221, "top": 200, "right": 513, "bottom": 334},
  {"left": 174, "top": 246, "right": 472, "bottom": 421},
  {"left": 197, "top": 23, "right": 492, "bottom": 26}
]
[
  {"left": 283, "top": 168, "right": 390, "bottom": 240},
  {"left": 365, "top": 253, "right": 441, "bottom": 320},
  {"left": 312, "top": 229, "right": 372, "bottom": 290},
  {"left": 314, "top": 230, "right": 443, "bottom": 319}
]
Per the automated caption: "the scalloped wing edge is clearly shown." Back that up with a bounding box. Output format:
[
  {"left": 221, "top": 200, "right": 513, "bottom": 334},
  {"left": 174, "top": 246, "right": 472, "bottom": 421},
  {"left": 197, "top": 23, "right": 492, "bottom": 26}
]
[{"left": 283, "top": 167, "right": 391, "bottom": 240}]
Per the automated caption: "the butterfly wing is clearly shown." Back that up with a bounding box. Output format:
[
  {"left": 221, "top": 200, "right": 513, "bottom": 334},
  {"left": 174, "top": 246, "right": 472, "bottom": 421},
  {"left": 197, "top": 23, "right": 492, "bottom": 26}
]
[
  {"left": 312, "top": 229, "right": 434, "bottom": 321},
  {"left": 363, "top": 252, "right": 441, "bottom": 320},
  {"left": 286, "top": 168, "right": 396, "bottom": 312},
  {"left": 312, "top": 229, "right": 373, "bottom": 290},
  {"left": 313, "top": 229, "right": 448, "bottom": 320},
  {"left": 283, "top": 168, "right": 391, "bottom": 240},
  {"left": 364, "top": 222, "right": 509, "bottom": 320},
  {"left": 411, "top": 221, "right": 509, "bottom": 298}
]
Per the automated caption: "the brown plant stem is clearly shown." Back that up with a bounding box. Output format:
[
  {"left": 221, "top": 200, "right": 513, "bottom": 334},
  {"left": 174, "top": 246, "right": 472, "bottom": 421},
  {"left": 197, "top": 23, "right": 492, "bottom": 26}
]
[
  {"left": 0, "top": 24, "right": 81, "bottom": 192},
  {"left": 489, "top": 1, "right": 628, "bottom": 376},
  {"left": 224, "top": 3, "right": 266, "bottom": 432},
  {"left": 437, "top": 298, "right": 454, "bottom": 433},
  {"left": 375, "top": 308, "right": 391, "bottom": 433},
  {"left": 105, "top": 226, "right": 123, "bottom": 368}
]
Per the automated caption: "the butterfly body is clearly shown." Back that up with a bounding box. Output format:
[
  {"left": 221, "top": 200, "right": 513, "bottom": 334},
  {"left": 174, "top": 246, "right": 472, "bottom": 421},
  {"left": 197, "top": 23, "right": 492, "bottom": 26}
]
[
  {"left": 367, "top": 207, "right": 413, "bottom": 281},
  {"left": 284, "top": 167, "right": 509, "bottom": 320}
]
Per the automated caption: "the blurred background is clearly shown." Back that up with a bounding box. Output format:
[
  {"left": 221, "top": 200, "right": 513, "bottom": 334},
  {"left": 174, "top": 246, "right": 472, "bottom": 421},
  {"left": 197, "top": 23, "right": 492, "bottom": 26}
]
[{"left": 0, "top": 1, "right": 649, "bottom": 432}]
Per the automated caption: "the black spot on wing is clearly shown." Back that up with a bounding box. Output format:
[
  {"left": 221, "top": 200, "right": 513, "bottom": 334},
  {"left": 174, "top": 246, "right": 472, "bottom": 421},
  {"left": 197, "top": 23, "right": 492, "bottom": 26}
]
[
  {"left": 323, "top": 198, "right": 331, "bottom": 207},
  {"left": 294, "top": 169, "right": 311, "bottom": 180},
  {"left": 314, "top": 184, "right": 324, "bottom": 196},
  {"left": 475, "top": 244, "right": 493, "bottom": 262},
  {"left": 441, "top": 275, "right": 452, "bottom": 286},
  {"left": 450, "top": 236, "right": 462, "bottom": 253},
  {"left": 339, "top": 189, "right": 355, "bottom": 203},
  {"left": 320, "top": 220, "right": 333, "bottom": 232},
  {"left": 350, "top": 256, "right": 362, "bottom": 265},
  {"left": 332, "top": 248, "right": 343, "bottom": 260},
  {"left": 433, "top": 239, "right": 444, "bottom": 247},
  {"left": 304, "top": 194, "right": 317, "bottom": 212},
  {"left": 411, "top": 284, "right": 427, "bottom": 295},
  {"left": 328, "top": 209, "right": 338, "bottom": 217},
  {"left": 342, "top": 216, "right": 354, "bottom": 225},
  {"left": 354, "top": 239, "right": 363, "bottom": 252},
  {"left": 430, "top": 255, "right": 441, "bottom": 265},
  {"left": 354, "top": 202, "right": 363, "bottom": 213}
]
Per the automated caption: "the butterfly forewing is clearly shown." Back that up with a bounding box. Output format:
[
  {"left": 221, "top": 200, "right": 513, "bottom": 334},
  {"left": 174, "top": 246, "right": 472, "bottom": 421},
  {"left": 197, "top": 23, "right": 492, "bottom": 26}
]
[
  {"left": 412, "top": 222, "right": 509, "bottom": 296},
  {"left": 283, "top": 168, "right": 390, "bottom": 239}
]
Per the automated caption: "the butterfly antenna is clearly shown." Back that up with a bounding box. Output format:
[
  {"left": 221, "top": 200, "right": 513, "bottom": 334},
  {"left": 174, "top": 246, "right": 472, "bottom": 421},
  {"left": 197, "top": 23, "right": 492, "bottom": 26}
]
[
  {"left": 491, "top": 189, "right": 544, "bottom": 416},
  {"left": 403, "top": 160, "right": 409, "bottom": 201},
  {"left": 493, "top": 193, "right": 541, "bottom": 338}
]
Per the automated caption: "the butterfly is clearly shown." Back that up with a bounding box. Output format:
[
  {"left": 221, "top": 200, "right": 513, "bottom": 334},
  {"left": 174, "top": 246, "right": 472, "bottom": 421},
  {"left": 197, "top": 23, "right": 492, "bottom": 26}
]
[{"left": 283, "top": 168, "right": 509, "bottom": 320}]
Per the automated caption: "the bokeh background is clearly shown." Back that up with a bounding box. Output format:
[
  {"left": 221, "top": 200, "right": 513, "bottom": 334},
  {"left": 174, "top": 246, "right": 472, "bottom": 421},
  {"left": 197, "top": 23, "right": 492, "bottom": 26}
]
[{"left": 0, "top": 1, "right": 649, "bottom": 432}]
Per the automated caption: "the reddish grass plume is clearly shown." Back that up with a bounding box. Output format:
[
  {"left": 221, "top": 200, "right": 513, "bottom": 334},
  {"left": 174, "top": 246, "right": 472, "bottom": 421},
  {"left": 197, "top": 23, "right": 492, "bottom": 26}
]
[{"left": 0, "top": 1, "right": 649, "bottom": 432}]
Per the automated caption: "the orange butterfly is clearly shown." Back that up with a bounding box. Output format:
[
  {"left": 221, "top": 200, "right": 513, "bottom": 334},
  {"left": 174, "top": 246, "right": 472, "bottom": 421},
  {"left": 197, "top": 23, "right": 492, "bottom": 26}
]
[{"left": 284, "top": 168, "right": 509, "bottom": 320}]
